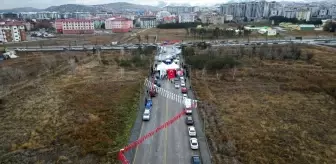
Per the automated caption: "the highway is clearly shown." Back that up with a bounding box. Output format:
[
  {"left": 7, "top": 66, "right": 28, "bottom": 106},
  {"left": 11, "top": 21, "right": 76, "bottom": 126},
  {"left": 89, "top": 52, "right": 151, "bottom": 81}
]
[{"left": 133, "top": 79, "right": 198, "bottom": 164}]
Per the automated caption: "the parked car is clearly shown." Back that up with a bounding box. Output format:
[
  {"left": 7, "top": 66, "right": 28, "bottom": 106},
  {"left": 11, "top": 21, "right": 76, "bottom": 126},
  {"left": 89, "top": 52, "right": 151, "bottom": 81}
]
[
  {"left": 185, "top": 107, "right": 192, "bottom": 115},
  {"left": 189, "top": 138, "right": 199, "bottom": 150},
  {"left": 181, "top": 81, "right": 186, "bottom": 87},
  {"left": 175, "top": 83, "right": 180, "bottom": 88},
  {"left": 191, "top": 155, "right": 201, "bottom": 164},
  {"left": 185, "top": 116, "right": 194, "bottom": 125},
  {"left": 142, "top": 109, "right": 150, "bottom": 121},
  {"left": 181, "top": 87, "right": 187, "bottom": 94},
  {"left": 188, "top": 126, "right": 197, "bottom": 137},
  {"left": 183, "top": 94, "right": 188, "bottom": 98}
]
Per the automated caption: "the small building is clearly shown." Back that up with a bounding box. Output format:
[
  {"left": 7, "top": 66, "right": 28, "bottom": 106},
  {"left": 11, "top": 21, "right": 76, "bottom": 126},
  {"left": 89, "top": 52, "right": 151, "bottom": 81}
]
[
  {"left": 55, "top": 19, "right": 94, "bottom": 34},
  {"left": 110, "top": 17, "right": 133, "bottom": 33},
  {"left": 299, "top": 24, "right": 315, "bottom": 31},
  {"left": 267, "top": 29, "right": 277, "bottom": 36}
]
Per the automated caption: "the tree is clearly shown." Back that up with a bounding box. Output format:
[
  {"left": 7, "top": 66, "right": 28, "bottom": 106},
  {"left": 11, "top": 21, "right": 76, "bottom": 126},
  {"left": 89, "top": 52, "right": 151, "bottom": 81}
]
[
  {"left": 199, "top": 28, "right": 206, "bottom": 40},
  {"left": 185, "top": 28, "right": 190, "bottom": 36},
  {"left": 213, "top": 27, "right": 220, "bottom": 39},
  {"left": 323, "top": 21, "right": 336, "bottom": 32},
  {"left": 137, "top": 35, "right": 142, "bottom": 43},
  {"left": 101, "top": 23, "right": 105, "bottom": 29},
  {"left": 145, "top": 34, "right": 149, "bottom": 43}
]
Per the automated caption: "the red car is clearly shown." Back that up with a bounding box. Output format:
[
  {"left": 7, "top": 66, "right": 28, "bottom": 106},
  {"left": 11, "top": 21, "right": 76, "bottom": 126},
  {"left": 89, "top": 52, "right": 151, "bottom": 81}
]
[{"left": 181, "top": 87, "right": 187, "bottom": 93}]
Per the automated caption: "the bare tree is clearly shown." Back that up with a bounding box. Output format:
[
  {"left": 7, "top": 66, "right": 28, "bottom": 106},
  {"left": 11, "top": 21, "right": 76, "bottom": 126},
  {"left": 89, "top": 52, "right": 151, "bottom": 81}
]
[
  {"left": 40, "top": 53, "right": 57, "bottom": 73},
  {"left": 68, "top": 57, "right": 77, "bottom": 74}
]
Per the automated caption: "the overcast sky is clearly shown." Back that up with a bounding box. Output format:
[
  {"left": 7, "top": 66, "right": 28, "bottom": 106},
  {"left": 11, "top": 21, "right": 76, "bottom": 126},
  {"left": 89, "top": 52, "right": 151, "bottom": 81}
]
[{"left": 1, "top": 0, "right": 231, "bottom": 9}]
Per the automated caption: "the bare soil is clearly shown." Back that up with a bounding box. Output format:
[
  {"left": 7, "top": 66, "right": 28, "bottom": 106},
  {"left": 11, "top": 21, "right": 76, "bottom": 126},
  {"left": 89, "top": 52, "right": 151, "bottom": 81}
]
[
  {"left": 0, "top": 51, "right": 146, "bottom": 163},
  {"left": 2, "top": 32, "right": 136, "bottom": 47},
  {"left": 191, "top": 46, "right": 336, "bottom": 164}
]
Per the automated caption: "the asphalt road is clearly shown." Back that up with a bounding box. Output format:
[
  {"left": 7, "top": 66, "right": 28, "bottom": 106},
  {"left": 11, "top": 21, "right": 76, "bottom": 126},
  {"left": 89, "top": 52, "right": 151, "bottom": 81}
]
[{"left": 132, "top": 79, "right": 198, "bottom": 164}]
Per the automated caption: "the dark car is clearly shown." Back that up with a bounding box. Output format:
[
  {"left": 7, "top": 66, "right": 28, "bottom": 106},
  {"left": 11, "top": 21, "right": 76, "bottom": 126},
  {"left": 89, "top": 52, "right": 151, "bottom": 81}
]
[
  {"left": 186, "top": 116, "right": 194, "bottom": 125},
  {"left": 156, "top": 83, "right": 161, "bottom": 87},
  {"left": 191, "top": 155, "right": 201, "bottom": 164}
]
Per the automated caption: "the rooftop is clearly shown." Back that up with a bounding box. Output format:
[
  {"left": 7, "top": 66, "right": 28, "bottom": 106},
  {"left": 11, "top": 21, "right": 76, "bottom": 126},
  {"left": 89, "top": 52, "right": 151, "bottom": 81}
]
[
  {"left": 55, "top": 19, "right": 93, "bottom": 22},
  {"left": 0, "top": 21, "right": 25, "bottom": 26}
]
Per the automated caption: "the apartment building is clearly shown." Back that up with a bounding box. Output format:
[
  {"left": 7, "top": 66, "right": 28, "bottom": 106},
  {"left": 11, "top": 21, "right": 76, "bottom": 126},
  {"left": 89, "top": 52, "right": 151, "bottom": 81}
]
[
  {"left": 138, "top": 16, "right": 157, "bottom": 28},
  {"left": 178, "top": 13, "right": 196, "bottom": 23},
  {"left": 220, "top": 1, "right": 279, "bottom": 20},
  {"left": 165, "top": 6, "right": 200, "bottom": 14},
  {"left": 0, "top": 21, "right": 26, "bottom": 43},
  {"left": 296, "top": 10, "right": 311, "bottom": 21},
  {"left": 55, "top": 19, "right": 94, "bottom": 34}
]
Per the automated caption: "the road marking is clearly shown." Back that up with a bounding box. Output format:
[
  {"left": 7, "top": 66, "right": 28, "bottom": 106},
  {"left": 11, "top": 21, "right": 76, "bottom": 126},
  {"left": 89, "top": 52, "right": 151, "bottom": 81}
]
[
  {"left": 132, "top": 108, "right": 145, "bottom": 164},
  {"left": 163, "top": 84, "right": 169, "bottom": 164}
]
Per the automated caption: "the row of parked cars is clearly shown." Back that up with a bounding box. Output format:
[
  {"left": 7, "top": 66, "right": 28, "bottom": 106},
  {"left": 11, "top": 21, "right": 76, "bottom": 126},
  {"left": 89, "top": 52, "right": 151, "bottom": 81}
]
[{"left": 173, "top": 75, "right": 201, "bottom": 164}]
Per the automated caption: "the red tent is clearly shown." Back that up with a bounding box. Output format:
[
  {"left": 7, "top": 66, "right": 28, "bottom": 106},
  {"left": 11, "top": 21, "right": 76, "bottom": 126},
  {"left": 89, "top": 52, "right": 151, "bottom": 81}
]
[{"left": 167, "top": 69, "right": 176, "bottom": 79}]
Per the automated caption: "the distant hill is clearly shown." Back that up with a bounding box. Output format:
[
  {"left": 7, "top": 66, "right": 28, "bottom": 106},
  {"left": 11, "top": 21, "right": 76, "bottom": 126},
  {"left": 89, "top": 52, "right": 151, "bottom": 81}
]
[
  {"left": 0, "top": 2, "right": 160, "bottom": 13},
  {"left": 0, "top": 7, "right": 42, "bottom": 13},
  {"left": 95, "top": 2, "right": 160, "bottom": 11},
  {"left": 45, "top": 4, "right": 98, "bottom": 13}
]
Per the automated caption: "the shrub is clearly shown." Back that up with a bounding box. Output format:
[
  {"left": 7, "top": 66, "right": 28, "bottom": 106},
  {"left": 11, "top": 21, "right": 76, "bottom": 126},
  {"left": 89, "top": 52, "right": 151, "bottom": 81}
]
[{"left": 157, "top": 22, "right": 204, "bottom": 29}]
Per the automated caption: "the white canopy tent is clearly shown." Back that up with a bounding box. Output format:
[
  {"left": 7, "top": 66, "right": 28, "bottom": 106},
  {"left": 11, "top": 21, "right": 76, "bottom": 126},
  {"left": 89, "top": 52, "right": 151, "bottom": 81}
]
[{"left": 156, "top": 62, "right": 180, "bottom": 77}]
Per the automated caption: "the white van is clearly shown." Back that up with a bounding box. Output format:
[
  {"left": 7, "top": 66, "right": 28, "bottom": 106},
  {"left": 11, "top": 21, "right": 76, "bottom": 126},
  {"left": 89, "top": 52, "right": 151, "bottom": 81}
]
[{"left": 184, "top": 98, "right": 192, "bottom": 114}]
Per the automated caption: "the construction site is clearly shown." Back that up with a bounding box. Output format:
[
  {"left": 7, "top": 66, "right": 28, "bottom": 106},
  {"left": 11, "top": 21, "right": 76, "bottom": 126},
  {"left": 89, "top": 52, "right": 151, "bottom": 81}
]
[{"left": 0, "top": 48, "right": 152, "bottom": 163}]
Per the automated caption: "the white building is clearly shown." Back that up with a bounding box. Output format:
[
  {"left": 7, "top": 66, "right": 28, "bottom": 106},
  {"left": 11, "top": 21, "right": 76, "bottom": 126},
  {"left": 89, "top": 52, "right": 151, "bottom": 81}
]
[
  {"left": 178, "top": 13, "right": 195, "bottom": 23},
  {"left": 0, "top": 22, "right": 26, "bottom": 43},
  {"left": 139, "top": 16, "right": 157, "bottom": 28},
  {"left": 105, "top": 17, "right": 117, "bottom": 29},
  {"left": 296, "top": 10, "right": 311, "bottom": 21}
]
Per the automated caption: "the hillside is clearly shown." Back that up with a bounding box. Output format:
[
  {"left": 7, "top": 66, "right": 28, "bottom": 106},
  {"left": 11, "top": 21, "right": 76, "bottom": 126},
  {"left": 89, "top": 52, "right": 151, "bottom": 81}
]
[
  {"left": 0, "top": 2, "right": 160, "bottom": 13},
  {"left": 0, "top": 7, "right": 41, "bottom": 13},
  {"left": 95, "top": 2, "right": 160, "bottom": 11},
  {"left": 45, "top": 4, "right": 99, "bottom": 13}
]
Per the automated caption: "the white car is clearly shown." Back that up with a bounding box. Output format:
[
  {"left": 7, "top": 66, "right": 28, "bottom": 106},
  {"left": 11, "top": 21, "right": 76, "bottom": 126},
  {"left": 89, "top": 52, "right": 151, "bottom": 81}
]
[
  {"left": 175, "top": 83, "right": 179, "bottom": 88},
  {"left": 180, "top": 76, "right": 185, "bottom": 81},
  {"left": 142, "top": 109, "right": 150, "bottom": 121},
  {"left": 180, "top": 82, "right": 186, "bottom": 87},
  {"left": 189, "top": 138, "right": 199, "bottom": 150},
  {"left": 183, "top": 94, "right": 188, "bottom": 98},
  {"left": 185, "top": 108, "right": 192, "bottom": 114},
  {"left": 188, "top": 126, "right": 197, "bottom": 137}
]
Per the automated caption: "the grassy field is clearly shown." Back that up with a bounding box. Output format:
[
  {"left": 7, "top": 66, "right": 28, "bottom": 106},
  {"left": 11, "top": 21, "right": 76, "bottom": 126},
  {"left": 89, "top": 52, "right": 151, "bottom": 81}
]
[
  {"left": 0, "top": 50, "right": 149, "bottom": 163},
  {"left": 189, "top": 45, "right": 336, "bottom": 164}
]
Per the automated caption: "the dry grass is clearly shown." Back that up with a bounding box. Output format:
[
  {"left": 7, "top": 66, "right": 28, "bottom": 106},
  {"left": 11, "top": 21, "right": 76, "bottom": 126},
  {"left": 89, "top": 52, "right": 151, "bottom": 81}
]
[
  {"left": 2, "top": 32, "right": 135, "bottom": 47},
  {"left": 139, "top": 28, "right": 187, "bottom": 42},
  {"left": 284, "top": 30, "right": 333, "bottom": 37},
  {"left": 191, "top": 46, "right": 336, "bottom": 164},
  {"left": 0, "top": 51, "right": 146, "bottom": 163}
]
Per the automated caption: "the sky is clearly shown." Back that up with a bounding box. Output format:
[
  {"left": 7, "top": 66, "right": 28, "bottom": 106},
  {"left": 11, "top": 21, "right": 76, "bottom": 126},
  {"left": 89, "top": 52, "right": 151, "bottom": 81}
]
[{"left": 0, "top": 0, "right": 229, "bottom": 9}]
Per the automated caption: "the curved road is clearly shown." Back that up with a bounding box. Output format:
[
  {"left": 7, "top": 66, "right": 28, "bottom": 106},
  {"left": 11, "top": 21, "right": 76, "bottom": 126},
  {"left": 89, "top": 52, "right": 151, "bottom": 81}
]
[{"left": 133, "top": 79, "right": 199, "bottom": 164}]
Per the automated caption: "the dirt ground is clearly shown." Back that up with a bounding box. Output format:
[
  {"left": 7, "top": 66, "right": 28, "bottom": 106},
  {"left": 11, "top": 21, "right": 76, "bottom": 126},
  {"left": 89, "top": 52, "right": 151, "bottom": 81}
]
[
  {"left": 0, "top": 50, "right": 147, "bottom": 163},
  {"left": 191, "top": 46, "right": 336, "bottom": 164},
  {"left": 131, "top": 28, "right": 187, "bottom": 43},
  {"left": 283, "top": 30, "right": 334, "bottom": 37},
  {"left": 3, "top": 32, "right": 135, "bottom": 47}
]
